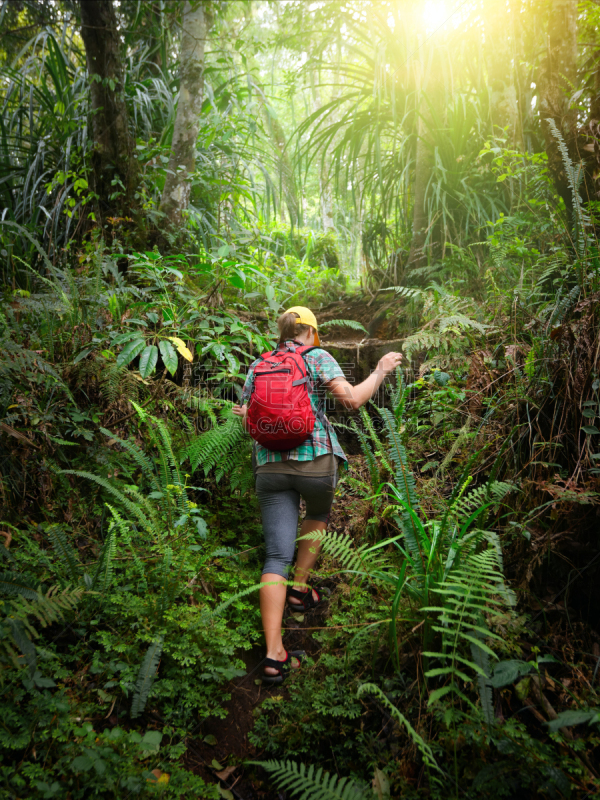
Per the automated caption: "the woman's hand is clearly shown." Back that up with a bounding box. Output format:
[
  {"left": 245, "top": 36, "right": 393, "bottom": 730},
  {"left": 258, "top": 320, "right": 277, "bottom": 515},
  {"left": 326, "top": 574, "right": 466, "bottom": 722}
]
[
  {"left": 377, "top": 351, "right": 403, "bottom": 376},
  {"left": 233, "top": 403, "right": 248, "bottom": 430}
]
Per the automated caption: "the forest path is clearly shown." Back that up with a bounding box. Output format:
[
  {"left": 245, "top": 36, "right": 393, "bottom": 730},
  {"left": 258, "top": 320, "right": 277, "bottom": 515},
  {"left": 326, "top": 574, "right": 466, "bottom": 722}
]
[
  {"left": 185, "top": 600, "right": 334, "bottom": 799},
  {"left": 186, "top": 297, "right": 403, "bottom": 797}
]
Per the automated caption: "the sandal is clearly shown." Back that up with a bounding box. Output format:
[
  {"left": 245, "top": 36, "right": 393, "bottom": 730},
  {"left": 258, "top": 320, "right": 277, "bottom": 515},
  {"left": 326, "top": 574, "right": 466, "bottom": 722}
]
[
  {"left": 287, "top": 585, "right": 323, "bottom": 612},
  {"left": 262, "top": 649, "right": 306, "bottom": 686}
]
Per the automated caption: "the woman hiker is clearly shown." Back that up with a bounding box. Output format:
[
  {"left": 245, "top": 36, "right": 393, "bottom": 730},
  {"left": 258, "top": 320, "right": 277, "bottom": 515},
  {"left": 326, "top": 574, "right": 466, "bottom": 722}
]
[{"left": 233, "top": 306, "right": 403, "bottom": 684}]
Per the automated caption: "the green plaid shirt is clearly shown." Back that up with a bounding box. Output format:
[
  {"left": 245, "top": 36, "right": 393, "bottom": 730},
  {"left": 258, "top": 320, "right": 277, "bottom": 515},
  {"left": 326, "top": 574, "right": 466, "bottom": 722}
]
[{"left": 242, "top": 340, "right": 347, "bottom": 465}]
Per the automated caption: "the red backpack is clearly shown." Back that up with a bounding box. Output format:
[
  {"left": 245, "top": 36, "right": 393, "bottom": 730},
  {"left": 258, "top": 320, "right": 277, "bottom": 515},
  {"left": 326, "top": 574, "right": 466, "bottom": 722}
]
[{"left": 246, "top": 344, "right": 320, "bottom": 451}]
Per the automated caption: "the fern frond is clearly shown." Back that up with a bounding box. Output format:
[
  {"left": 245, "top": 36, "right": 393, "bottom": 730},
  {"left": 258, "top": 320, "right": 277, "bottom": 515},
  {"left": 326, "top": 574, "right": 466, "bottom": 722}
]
[
  {"left": 357, "top": 683, "right": 442, "bottom": 774},
  {"left": 297, "top": 529, "right": 387, "bottom": 576},
  {"left": 61, "top": 470, "right": 154, "bottom": 534},
  {"left": 182, "top": 409, "right": 247, "bottom": 480},
  {"left": 99, "top": 428, "right": 160, "bottom": 493},
  {"left": 438, "top": 314, "right": 488, "bottom": 334},
  {"left": 319, "top": 319, "right": 368, "bottom": 334},
  {"left": 22, "top": 585, "right": 84, "bottom": 627},
  {"left": 91, "top": 528, "right": 117, "bottom": 593},
  {"left": 0, "top": 572, "right": 39, "bottom": 599},
  {"left": 402, "top": 330, "right": 443, "bottom": 359},
  {"left": 46, "top": 523, "right": 79, "bottom": 582},
  {"left": 350, "top": 416, "right": 380, "bottom": 489},
  {"left": 252, "top": 759, "right": 366, "bottom": 800},
  {"left": 379, "top": 406, "right": 419, "bottom": 514},
  {"left": 131, "top": 635, "right": 164, "bottom": 719},
  {"left": 388, "top": 286, "right": 425, "bottom": 299},
  {"left": 5, "top": 618, "right": 37, "bottom": 673},
  {"left": 470, "top": 631, "right": 494, "bottom": 727},
  {"left": 2, "top": 586, "right": 84, "bottom": 678},
  {"left": 422, "top": 547, "right": 511, "bottom": 709},
  {"left": 546, "top": 118, "right": 589, "bottom": 257},
  {"left": 452, "top": 481, "right": 515, "bottom": 526},
  {"left": 105, "top": 504, "right": 147, "bottom": 590}
]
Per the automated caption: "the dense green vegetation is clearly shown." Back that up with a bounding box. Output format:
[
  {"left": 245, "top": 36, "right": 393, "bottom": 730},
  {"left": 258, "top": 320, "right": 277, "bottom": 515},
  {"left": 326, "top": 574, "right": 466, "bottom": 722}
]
[{"left": 1, "top": 0, "right": 600, "bottom": 797}]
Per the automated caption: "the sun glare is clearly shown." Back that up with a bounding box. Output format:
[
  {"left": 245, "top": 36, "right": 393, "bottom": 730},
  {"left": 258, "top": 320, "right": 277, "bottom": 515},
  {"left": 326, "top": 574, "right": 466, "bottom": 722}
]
[{"left": 423, "top": 0, "right": 449, "bottom": 33}]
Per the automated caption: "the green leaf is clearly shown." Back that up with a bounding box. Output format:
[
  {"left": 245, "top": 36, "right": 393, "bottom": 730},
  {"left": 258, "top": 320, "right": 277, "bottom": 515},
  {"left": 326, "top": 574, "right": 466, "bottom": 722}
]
[
  {"left": 159, "top": 340, "right": 178, "bottom": 376},
  {"left": 227, "top": 273, "right": 245, "bottom": 289},
  {"left": 547, "top": 709, "right": 600, "bottom": 732},
  {"left": 488, "top": 659, "right": 533, "bottom": 688},
  {"left": 111, "top": 332, "right": 139, "bottom": 345},
  {"left": 433, "top": 371, "right": 451, "bottom": 386},
  {"left": 139, "top": 345, "right": 158, "bottom": 378},
  {"left": 73, "top": 348, "right": 93, "bottom": 364},
  {"left": 116, "top": 338, "right": 146, "bottom": 368},
  {"left": 71, "top": 755, "right": 94, "bottom": 772},
  {"left": 582, "top": 425, "right": 600, "bottom": 435},
  {"left": 140, "top": 730, "right": 162, "bottom": 754}
]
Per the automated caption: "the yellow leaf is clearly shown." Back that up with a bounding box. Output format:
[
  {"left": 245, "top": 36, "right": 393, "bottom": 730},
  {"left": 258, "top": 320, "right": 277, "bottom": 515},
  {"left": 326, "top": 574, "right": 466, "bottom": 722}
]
[
  {"left": 147, "top": 769, "right": 170, "bottom": 785},
  {"left": 168, "top": 336, "right": 193, "bottom": 362}
]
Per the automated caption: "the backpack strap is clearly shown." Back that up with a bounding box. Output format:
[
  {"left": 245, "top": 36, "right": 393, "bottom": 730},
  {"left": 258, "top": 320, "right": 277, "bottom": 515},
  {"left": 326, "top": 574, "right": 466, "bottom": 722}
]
[{"left": 296, "top": 346, "right": 332, "bottom": 450}]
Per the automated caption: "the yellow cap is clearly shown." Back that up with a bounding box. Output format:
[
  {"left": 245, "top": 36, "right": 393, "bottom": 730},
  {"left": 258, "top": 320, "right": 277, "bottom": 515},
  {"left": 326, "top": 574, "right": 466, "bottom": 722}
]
[{"left": 286, "top": 306, "right": 320, "bottom": 346}]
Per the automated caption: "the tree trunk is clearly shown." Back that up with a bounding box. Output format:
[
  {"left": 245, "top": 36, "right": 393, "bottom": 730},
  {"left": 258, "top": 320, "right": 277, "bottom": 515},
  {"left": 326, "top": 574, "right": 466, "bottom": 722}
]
[
  {"left": 78, "top": 0, "right": 138, "bottom": 221},
  {"left": 538, "top": 0, "right": 578, "bottom": 223},
  {"left": 159, "top": 0, "right": 209, "bottom": 229}
]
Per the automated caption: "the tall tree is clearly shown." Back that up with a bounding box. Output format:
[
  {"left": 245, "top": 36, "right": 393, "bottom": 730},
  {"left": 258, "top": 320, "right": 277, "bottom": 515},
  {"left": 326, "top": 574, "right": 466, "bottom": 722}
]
[
  {"left": 78, "top": 0, "right": 139, "bottom": 221},
  {"left": 159, "top": 0, "right": 210, "bottom": 229},
  {"left": 538, "top": 0, "right": 578, "bottom": 222}
]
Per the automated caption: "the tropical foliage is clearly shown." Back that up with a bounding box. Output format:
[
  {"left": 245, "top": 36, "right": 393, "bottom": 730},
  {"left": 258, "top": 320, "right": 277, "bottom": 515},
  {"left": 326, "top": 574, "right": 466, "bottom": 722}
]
[{"left": 0, "top": 1, "right": 599, "bottom": 798}]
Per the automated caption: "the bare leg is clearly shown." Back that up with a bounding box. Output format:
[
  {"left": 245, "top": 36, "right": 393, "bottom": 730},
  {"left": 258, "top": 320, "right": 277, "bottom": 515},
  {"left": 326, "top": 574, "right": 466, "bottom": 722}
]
[
  {"left": 289, "top": 519, "right": 326, "bottom": 603},
  {"left": 260, "top": 573, "right": 299, "bottom": 676}
]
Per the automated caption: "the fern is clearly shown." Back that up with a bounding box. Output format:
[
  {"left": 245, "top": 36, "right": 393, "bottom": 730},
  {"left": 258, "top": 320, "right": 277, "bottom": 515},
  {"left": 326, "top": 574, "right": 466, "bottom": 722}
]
[
  {"left": 21, "top": 585, "right": 84, "bottom": 627},
  {"left": 422, "top": 547, "right": 509, "bottom": 708},
  {"left": 0, "top": 571, "right": 39, "bottom": 599},
  {"left": 357, "top": 683, "right": 442, "bottom": 773},
  {"left": 378, "top": 406, "right": 419, "bottom": 515},
  {"left": 99, "top": 427, "right": 161, "bottom": 493},
  {"left": 105, "top": 504, "right": 148, "bottom": 591},
  {"left": 351, "top": 414, "right": 380, "bottom": 489},
  {"left": 546, "top": 117, "right": 590, "bottom": 257},
  {"left": 548, "top": 283, "right": 581, "bottom": 328},
  {"left": 182, "top": 407, "right": 252, "bottom": 488},
  {"left": 386, "top": 285, "right": 425, "bottom": 299},
  {"left": 451, "top": 481, "right": 515, "bottom": 527},
  {"left": 252, "top": 759, "right": 366, "bottom": 800},
  {"left": 470, "top": 631, "right": 494, "bottom": 727},
  {"left": 297, "top": 529, "right": 387, "bottom": 577},
  {"left": 62, "top": 469, "right": 157, "bottom": 536},
  {"left": 131, "top": 635, "right": 164, "bottom": 719},
  {"left": 46, "top": 523, "right": 79, "bottom": 582},
  {"left": 1, "top": 585, "right": 84, "bottom": 679},
  {"left": 319, "top": 319, "right": 368, "bottom": 334},
  {"left": 91, "top": 528, "right": 117, "bottom": 594}
]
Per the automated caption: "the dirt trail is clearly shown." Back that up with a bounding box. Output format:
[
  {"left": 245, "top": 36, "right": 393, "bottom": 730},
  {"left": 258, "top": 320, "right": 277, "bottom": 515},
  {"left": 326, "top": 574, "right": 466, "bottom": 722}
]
[
  {"left": 187, "top": 295, "right": 405, "bottom": 797},
  {"left": 186, "top": 602, "right": 332, "bottom": 799}
]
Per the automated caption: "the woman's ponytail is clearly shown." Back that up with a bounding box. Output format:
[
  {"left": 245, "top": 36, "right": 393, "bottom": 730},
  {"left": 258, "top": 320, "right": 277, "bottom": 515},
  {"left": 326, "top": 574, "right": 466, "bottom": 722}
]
[{"left": 277, "top": 311, "right": 311, "bottom": 344}]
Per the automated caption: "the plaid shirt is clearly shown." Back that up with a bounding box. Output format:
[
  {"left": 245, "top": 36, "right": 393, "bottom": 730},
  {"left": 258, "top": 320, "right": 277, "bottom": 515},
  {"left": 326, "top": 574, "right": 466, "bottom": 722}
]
[{"left": 242, "top": 340, "right": 347, "bottom": 465}]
